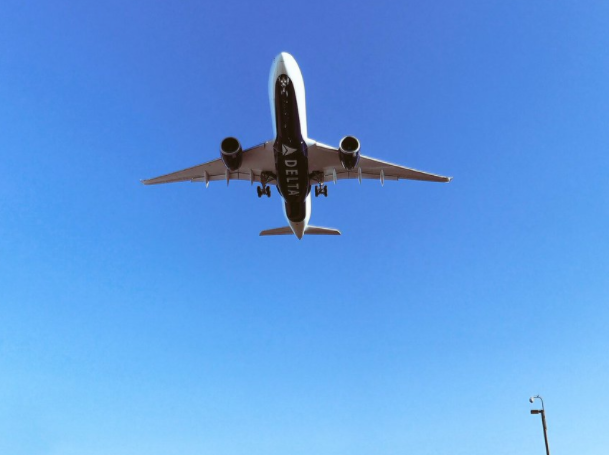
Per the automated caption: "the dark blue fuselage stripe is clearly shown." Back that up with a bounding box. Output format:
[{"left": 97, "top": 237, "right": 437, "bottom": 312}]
[{"left": 273, "top": 74, "right": 310, "bottom": 221}]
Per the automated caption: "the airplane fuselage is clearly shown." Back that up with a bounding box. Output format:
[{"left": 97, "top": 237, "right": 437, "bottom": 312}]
[{"left": 269, "top": 53, "right": 312, "bottom": 238}]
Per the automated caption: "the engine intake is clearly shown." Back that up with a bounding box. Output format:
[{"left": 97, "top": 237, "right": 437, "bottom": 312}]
[
  {"left": 338, "top": 136, "right": 360, "bottom": 170},
  {"left": 220, "top": 137, "right": 243, "bottom": 171}
]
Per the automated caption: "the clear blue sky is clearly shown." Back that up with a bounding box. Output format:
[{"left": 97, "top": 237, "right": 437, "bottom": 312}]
[{"left": 1, "top": 1, "right": 608, "bottom": 454}]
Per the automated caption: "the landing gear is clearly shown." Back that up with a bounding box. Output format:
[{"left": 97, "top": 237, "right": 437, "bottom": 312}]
[
  {"left": 257, "top": 171, "right": 274, "bottom": 198},
  {"left": 315, "top": 184, "right": 328, "bottom": 197},
  {"left": 310, "top": 171, "right": 328, "bottom": 198},
  {"left": 257, "top": 185, "right": 271, "bottom": 198}
]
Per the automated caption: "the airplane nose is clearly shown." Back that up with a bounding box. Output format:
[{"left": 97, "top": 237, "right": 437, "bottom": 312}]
[
  {"left": 273, "top": 53, "right": 287, "bottom": 76},
  {"left": 277, "top": 52, "right": 293, "bottom": 64}
]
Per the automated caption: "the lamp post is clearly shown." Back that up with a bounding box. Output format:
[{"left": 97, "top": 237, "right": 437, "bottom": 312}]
[{"left": 529, "top": 395, "right": 551, "bottom": 455}]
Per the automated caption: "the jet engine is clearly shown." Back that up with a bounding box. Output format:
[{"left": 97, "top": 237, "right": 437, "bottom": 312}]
[
  {"left": 338, "top": 136, "right": 360, "bottom": 170},
  {"left": 220, "top": 137, "right": 243, "bottom": 171}
]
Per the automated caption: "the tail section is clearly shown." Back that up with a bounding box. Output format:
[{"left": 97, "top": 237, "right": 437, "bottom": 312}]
[{"left": 259, "top": 225, "right": 341, "bottom": 237}]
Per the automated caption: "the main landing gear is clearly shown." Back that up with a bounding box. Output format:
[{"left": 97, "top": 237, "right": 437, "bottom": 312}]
[
  {"left": 257, "top": 185, "right": 271, "bottom": 198},
  {"left": 310, "top": 171, "right": 328, "bottom": 198},
  {"left": 257, "top": 171, "right": 274, "bottom": 198},
  {"left": 315, "top": 183, "right": 328, "bottom": 197}
]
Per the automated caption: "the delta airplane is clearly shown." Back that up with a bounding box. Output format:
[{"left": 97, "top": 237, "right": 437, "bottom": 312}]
[{"left": 143, "top": 52, "right": 451, "bottom": 238}]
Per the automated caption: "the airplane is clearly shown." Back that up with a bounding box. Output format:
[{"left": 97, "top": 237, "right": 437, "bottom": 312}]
[{"left": 142, "top": 52, "right": 451, "bottom": 239}]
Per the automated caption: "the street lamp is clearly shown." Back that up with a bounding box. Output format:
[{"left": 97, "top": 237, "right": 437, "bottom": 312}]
[{"left": 529, "top": 395, "right": 551, "bottom": 455}]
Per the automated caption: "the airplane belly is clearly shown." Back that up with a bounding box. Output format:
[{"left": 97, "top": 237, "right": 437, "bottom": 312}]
[
  {"left": 274, "top": 140, "right": 310, "bottom": 202},
  {"left": 271, "top": 58, "right": 310, "bottom": 205}
]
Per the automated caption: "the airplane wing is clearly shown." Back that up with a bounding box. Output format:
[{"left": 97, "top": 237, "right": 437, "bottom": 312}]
[
  {"left": 307, "top": 141, "right": 452, "bottom": 184},
  {"left": 142, "top": 141, "right": 277, "bottom": 186}
]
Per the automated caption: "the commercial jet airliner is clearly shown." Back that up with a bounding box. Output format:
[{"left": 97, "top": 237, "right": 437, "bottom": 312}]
[{"left": 143, "top": 52, "right": 451, "bottom": 238}]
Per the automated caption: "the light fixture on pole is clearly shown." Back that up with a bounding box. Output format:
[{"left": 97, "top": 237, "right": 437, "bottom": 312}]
[{"left": 529, "top": 395, "right": 551, "bottom": 455}]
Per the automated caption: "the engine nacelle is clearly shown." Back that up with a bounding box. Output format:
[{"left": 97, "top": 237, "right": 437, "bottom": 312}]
[
  {"left": 220, "top": 137, "right": 243, "bottom": 171},
  {"left": 338, "top": 136, "right": 361, "bottom": 170}
]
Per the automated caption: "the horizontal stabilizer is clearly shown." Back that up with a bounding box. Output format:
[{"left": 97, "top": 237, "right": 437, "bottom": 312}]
[
  {"left": 259, "top": 226, "right": 341, "bottom": 236},
  {"left": 304, "top": 226, "right": 341, "bottom": 235},
  {"left": 259, "top": 226, "right": 293, "bottom": 236}
]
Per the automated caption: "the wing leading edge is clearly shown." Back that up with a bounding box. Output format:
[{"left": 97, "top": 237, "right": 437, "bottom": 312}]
[
  {"left": 307, "top": 142, "right": 452, "bottom": 184},
  {"left": 142, "top": 142, "right": 277, "bottom": 186}
]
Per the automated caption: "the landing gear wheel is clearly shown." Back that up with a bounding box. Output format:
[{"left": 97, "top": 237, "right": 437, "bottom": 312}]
[
  {"left": 315, "top": 184, "right": 327, "bottom": 197},
  {"left": 257, "top": 185, "right": 271, "bottom": 198},
  {"left": 323, "top": 186, "right": 328, "bottom": 197}
]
